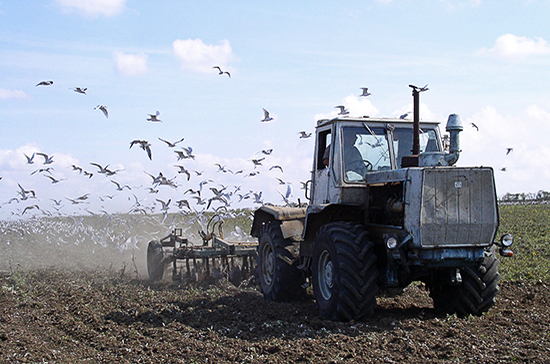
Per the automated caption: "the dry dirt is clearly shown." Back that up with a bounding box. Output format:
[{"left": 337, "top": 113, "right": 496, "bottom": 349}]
[{"left": 1, "top": 269, "right": 549, "bottom": 364}]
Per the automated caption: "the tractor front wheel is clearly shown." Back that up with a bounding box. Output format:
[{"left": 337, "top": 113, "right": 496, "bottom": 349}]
[{"left": 312, "top": 222, "right": 379, "bottom": 321}]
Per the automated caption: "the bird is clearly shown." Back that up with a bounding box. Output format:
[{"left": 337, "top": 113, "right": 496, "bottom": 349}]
[
  {"left": 270, "top": 165, "right": 284, "bottom": 173},
  {"left": 335, "top": 105, "right": 349, "bottom": 115},
  {"left": 36, "top": 80, "right": 53, "bottom": 87},
  {"left": 36, "top": 152, "right": 54, "bottom": 164},
  {"left": 24, "top": 153, "right": 35, "bottom": 164},
  {"left": 506, "top": 148, "right": 513, "bottom": 155},
  {"left": 147, "top": 111, "right": 161, "bottom": 122},
  {"left": 298, "top": 131, "right": 312, "bottom": 139},
  {"left": 251, "top": 157, "right": 265, "bottom": 168},
  {"left": 399, "top": 112, "right": 412, "bottom": 119},
  {"left": 130, "top": 140, "right": 152, "bottom": 160},
  {"left": 261, "top": 108, "right": 274, "bottom": 122},
  {"left": 22, "top": 205, "right": 40, "bottom": 215},
  {"left": 471, "top": 122, "right": 479, "bottom": 131},
  {"left": 44, "top": 175, "right": 65, "bottom": 184},
  {"left": 261, "top": 149, "right": 273, "bottom": 155},
  {"left": 31, "top": 167, "right": 54, "bottom": 175},
  {"left": 360, "top": 87, "right": 371, "bottom": 97},
  {"left": 95, "top": 105, "right": 108, "bottom": 118},
  {"left": 500, "top": 167, "right": 507, "bottom": 172},
  {"left": 212, "top": 66, "right": 231, "bottom": 78},
  {"left": 174, "top": 165, "right": 191, "bottom": 181},
  {"left": 111, "top": 180, "right": 131, "bottom": 191},
  {"left": 158, "top": 137, "right": 184, "bottom": 148},
  {"left": 72, "top": 87, "right": 87, "bottom": 94},
  {"left": 71, "top": 165, "right": 83, "bottom": 174}
]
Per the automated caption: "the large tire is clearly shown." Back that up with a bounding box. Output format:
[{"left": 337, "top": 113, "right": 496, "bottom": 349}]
[
  {"left": 312, "top": 222, "right": 379, "bottom": 321},
  {"left": 430, "top": 249, "right": 501, "bottom": 317},
  {"left": 257, "top": 222, "right": 306, "bottom": 302},
  {"left": 147, "top": 240, "right": 165, "bottom": 282}
]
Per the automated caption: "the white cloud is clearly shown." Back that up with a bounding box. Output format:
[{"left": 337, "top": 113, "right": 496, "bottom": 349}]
[
  {"left": 114, "top": 52, "right": 148, "bottom": 77},
  {"left": 482, "top": 33, "right": 550, "bottom": 58},
  {"left": 56, "top": 0, "right": 126, "bottom": 17},
  {"left": 0, "top": 88, "right": 29, "bottom": 100},
  {"left": 173, "top": 38, "right": 235, "bottom": 73},
  {"left": 459, "top": 105, "right": 550, "bottom": 195}
]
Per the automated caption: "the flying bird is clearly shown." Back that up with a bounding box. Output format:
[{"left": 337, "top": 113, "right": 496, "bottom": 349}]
[
  {"left": 506, "top": 148, "right": 513, "bottom": 155},
  {"left": 45, "top": 175, "right": 66, "bottom": 184},
  {"left": 95, "top": 105, "right": 108, "bottom": 118},
  {"left": 158, "top": 137, "right": 184, "bottom": 148},
  {"left": 261, "top": 149, "right": 273, "bottom": 155},
  {"left": 36, "top": 80, "right": 53, "bottom": 87},
  {"left": 111, "top": 180, "right": 131, "bottom": 191},
  {"left": 335, "top": 105, "right": 349, "bottom": 115},
  {"left": 298, "top": 131, "right": 312, "bottom": 139},
  {"left": 24, "top": 153, "right": 35, "bottom": 164},
  {"left": 213, "top": 66, "right": 231, "bottom": 77},
  {"left": 261, "top": 108, "right": 274, "bottom": 122},
  {"left": 399, "top": 112, "right": 412, "bottom": 119},
  {"left": 360, "top": 87, "right": 371, "bottom": 97},
  {"left": 147, "top": 111, "right": 161, "bottom": 122},
  {"left": 471, "top": 122, "right": 479, "bottom": 131},
  {"left": 72, "top": 87, "right": 87, "bottom": 94},
  {"left": 130, "top": 139, "right": 152, "bottom": 160},
  {"left": 36, "top": 152, "right": 54, "bottom": 165}
]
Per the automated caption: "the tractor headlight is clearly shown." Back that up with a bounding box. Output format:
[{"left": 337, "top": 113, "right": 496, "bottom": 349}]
[
  {"left": 500, "top": 233, "right": 514, "bottom": 247},
  {"left": 386, "top": 237, "right": 398, "bottom": 250}
]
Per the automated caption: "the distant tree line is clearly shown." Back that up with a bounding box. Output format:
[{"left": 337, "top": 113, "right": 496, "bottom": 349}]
[{"left": 499, "top": 190, "right": 550, "bottom": 204}]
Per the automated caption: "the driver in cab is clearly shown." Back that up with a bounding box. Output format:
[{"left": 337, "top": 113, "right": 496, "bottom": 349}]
[{"left": 343, "top": 129, "right": 368, "bottom": 182}]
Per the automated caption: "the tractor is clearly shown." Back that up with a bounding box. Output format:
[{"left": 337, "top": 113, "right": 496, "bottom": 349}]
[{"left": 250, "top": 85, "right": 514, "bottom": 321}]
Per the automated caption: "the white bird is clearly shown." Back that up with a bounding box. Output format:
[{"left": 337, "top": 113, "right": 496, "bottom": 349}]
[
  {"left": 147, "top": 111, "right": 161, "bottom": 122},
  {"left": 298, "top": 131, "right": 312, "bottom": 139},
  {"left": 506, "top": 148, "right": 513, "bottom": 156},
  {"left": 399, "top": 112, "right": 412, "bottom": 119},
  {"left": 36, "top": 80, "right": 53, "bottom": 87},
  {"left": 72, "top": 87, "right": 87, "bottom": 94},
  {"left": 213, "top": 66, "right": 231, "bottom": 78},
  {"left": 360, "top": 87, "right": 371, "bottom": 97},
  {"left": 24, "top": 153, "right": 35, "bottom": 164},
  {"left": 158, "top": 137, "right": 184, "bottom": 148},
  {"left": 36, "top": 152, "right": 54, "bottom": 164},
  {"left": 95, "top": 105, "right": 108, "bottom": 118},
  {"left": 261, "top": 108, "right": 273, "bottom": 122},
  {"left": 471, "top": 122, "right": 479, "bottom": 131},
  {"left": 335, "top": 105, "right": 349, "bottom": 115}
]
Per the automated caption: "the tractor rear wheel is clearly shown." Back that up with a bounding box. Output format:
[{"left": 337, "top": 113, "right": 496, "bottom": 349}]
[
  {"left": 312, "top": 222, "right": 379, "bottom": 321},
  {"left": 147, "top": 240, "right": 165, "bottom": 282},
  {"left": 257, "top": 222, "right": 306, "bottom": 302},
  {"left": 430, "top": 249, "right": 501, "bottom": 317}
]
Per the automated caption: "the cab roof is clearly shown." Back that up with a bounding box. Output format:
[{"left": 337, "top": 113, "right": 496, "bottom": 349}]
[{"left": 316, "top": 116, "right": 440, "bottom": 129}]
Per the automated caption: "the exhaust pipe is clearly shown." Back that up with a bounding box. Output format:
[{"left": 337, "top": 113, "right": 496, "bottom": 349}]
[
  {"left": 442, "top": 114, "right": 463, "bottom": 166},
  {"left": 402, "top": 84, "right": 428, "bottom": 167}
]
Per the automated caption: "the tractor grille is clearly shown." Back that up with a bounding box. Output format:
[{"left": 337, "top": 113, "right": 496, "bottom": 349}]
[{"left": 419, "top": 167, "right": 498, "bottom": 248}]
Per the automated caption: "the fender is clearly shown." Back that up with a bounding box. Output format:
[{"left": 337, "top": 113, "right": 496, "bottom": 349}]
[{"left": 250, "top": 205, "right": 306, "bottom": 241}]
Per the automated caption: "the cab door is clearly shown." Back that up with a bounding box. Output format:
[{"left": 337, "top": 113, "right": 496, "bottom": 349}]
[{"left": 311, "top": 128, "right": 332, "bottom": 205}]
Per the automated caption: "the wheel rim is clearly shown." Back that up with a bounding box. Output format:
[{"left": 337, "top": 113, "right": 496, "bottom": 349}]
[
  {"left": 318, "top": 249, "right": 334, "bottom": 301},
  {"left": 261, "top": 241, "right": 275, "bottom": 286}
]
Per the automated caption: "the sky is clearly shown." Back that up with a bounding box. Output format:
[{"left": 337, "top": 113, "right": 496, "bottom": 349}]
[{"left": 1, "top": 0, "right": 550, "bottom": 219}]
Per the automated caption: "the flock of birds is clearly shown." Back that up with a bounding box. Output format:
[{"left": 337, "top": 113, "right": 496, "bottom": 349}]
[{"left": 4, "top": 76, "right": 381, "bottom": 222}]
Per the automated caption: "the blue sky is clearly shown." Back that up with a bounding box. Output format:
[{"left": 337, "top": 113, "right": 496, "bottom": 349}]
[{"left": 1, "top": 0, "right": 550, "bottom": 218}]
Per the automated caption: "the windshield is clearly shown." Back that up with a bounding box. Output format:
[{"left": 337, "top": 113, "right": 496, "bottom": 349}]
[
  {"left": 342, "top": 126, "right": 390, "bottom": 182},
  {"left": 342, "top": 124, "right": 441, "bottom": 182},
  {"left": 392, "top": 127, "right": 440, "bottom": 168}
]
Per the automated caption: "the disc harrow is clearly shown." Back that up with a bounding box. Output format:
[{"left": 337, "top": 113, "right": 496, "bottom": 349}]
[{"left": 147, "top": 225, "right": 258, "bottom": 286}]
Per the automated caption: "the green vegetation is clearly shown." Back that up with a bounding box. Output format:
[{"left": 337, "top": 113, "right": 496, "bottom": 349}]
[{"left": 497, "top": 204, "right": 550, "bottom": 282}]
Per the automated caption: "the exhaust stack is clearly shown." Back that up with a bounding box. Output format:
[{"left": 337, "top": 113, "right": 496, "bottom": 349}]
[{"left": 402, "top": 84, "right": 429, "bottom": 167}]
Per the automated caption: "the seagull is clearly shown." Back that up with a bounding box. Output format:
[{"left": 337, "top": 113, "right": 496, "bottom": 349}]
[
  {"left": 72, "top": 87, "right": 87, "bottom": 94},
  {"left": 261, "top": 149, "right": 273, "bottom": 155},
  {"left": 471, "top": 122, "right": 479, "bottom": 131},
  {"left": 24, "top": 153, "right": 35, "bottom": 164},
  {"left": 174, "top": 165, "right": 191, "bottom": 181},
  {"left": 158, "top": 137, "right": 184, "bottom": 148},
  {"left": 335, "top": 105, "right": 349, "bottom": 115},
  {"left": 251, "top": 157, "right": 265, "bottom": 168},
  {"left": 45, "top": 175, "right": 66, "bottom": 184},
  {"left": 500, "top": 167, "right": 507, "bottom": 172},
  {"left": 95, "top": 105, "right": 108, "bottom": 118},
  {"left": 111, "top": 180, "right": 131, "bottom": 191},
  {"left": 270, "top": 165, "right": 284, "bottom": 173},
  {"left": 506, "top": 148, "right": 513, "bottom": 155},
  {"left": 213, "top": 66, "right": 231, "bottom": 78},
  {"left": 298, "top": 131, "right": 312, "bottom": 139},
  {"left": 147, "top": 111, "right": 161, "bottom": 122},
  {"left": 22, "top": 205, "right": 40, "bottom": 215},
  {"left": 360, "top": 87, "right": 371, "bottom": 97},
  {"left": 71, "top": 165, "right": 83, "bottom": 174},
  {"left": 399, "top": 111, "right": 412, "bottom": 119},
  {"left": 261, "top": 108, "right": 274, "bottom": 122},
  {"left": 36, "top": 80, "right": 53, "bottom": 87},
  {"left": 36, "top": 152, "right": 54, "bottom": 165},
  {"left": 130, "top": 139, "right": 152, "bottom": 160}
]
